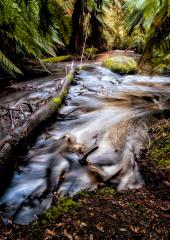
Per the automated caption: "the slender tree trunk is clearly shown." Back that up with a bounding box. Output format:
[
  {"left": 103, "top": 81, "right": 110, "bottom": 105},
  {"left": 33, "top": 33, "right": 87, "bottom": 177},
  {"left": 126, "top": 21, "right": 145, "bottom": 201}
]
[
  {"left": 69, "top": 0, "right": 86, "bottom": 53},
  {"left": 87, "top": 0, "right": 105, "bottom": 50},
  {"left": 87, "top": 13, "right": 105, "bottom": 50}
]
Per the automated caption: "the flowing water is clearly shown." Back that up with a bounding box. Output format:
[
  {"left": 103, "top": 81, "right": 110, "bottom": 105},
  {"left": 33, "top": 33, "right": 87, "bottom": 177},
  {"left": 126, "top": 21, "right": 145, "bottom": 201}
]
[{"left": 0, "top": 64, "right": 170, "bottom": 224}]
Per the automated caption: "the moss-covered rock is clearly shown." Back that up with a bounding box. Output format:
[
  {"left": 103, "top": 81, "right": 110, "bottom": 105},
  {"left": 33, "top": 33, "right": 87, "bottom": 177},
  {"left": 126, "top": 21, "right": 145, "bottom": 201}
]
[
  {"left": 103, "top": 56, "right": 137, "bottom": 74},
  {"left": 42, "top": 55, "right": 71, "bottom": 63},
  {"left": 150, "top": 119, "right": 170, "bottom": 168}
]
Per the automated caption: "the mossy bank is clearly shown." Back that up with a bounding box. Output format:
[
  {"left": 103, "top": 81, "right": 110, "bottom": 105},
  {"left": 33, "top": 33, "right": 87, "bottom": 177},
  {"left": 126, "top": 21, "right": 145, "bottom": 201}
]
[
  {"left": 0, "top": 185, "right": 169, "bottom": 240},
  {"left": 103, "top": 56, "right": 137, "bottom": 74},
  {"left": 149, "top": 118, "right": 170, "bottom": 168}
]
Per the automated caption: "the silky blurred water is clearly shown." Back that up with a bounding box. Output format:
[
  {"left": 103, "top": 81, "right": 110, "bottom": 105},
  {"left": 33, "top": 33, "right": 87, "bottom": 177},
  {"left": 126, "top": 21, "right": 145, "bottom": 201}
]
[{"left": 0, "top": 64, "right": 170, "bottom": 224}]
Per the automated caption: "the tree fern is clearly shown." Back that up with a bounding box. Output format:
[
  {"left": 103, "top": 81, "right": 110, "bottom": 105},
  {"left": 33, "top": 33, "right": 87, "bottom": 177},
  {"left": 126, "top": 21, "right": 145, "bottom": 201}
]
[
  {"left": 0, "top": 51, "right": 23, "bottom": 76},
  {"left": 0, "top": 0, "right": 72, "bottom": 76},
  {"left": 125, "top": 0, "right": 170, "bottom": 64}
]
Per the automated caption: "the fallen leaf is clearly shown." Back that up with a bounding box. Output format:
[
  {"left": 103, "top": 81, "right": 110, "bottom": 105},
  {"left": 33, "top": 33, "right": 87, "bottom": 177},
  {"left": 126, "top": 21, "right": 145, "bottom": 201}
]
[
  {"left": 45, "top": 229, "right": 56, "bottom": 236},
  {"left": 89, "top": 234, "right": 94, "bottom": 240},
  {"left": 56, "top": 222, "right": 65, "bottom": 227},
  {"left": 64, "top": 229, "right": 73, "bottom": 240},
  {"left": 119, "top": 228, "right": 127, "bottom": 232},
  {"left": 129, "top": 226, "right": 140, "bottom": 233},
  {"left": 73, "top": 233, "right": 80, "bottom": 240},
  {"left": 95, "top": 223, "right": 104, "bottom": 232},
  {"left": 80, "top": 222, "right": 88, "bottom": 227}
]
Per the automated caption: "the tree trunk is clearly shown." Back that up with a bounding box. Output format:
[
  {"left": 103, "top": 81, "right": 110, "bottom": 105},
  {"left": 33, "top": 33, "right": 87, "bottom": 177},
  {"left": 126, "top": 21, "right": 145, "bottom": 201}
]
[
  {"left": 87, "top": 0, "right": 106, "bottom": 50},
  {"left": 69, "top": 0, "right": 85, "bottom": 53},
  {"left": 87, "top": 12, "right": 105, "bottom": 50}
]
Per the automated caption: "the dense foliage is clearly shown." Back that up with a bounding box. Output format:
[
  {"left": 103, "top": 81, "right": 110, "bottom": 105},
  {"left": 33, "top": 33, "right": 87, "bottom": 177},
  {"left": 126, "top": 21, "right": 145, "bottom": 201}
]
[
  {"left": 70, "top": 0, "right": 112, "bottom": 52},
  {"left": 0, "top": 0, "right": 72, "bottom": 76},
  {"left": 126, "top": 0, "right": 170, "bottom": 67},
  {"left": 1, "top": 0, "right": 170, "bottom": 77}
]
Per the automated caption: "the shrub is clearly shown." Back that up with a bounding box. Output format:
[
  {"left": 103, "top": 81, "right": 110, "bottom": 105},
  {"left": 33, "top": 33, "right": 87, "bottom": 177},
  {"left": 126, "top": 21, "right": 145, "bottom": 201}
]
[{"left": 84, "top": 48, "right": 98, "bottom": 59}]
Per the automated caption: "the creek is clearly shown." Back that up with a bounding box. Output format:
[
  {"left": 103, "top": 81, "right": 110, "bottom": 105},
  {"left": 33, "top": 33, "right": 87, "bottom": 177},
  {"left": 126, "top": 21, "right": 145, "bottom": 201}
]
[{"left": 0, "top": 63, "right": 170, "bottom": 224}]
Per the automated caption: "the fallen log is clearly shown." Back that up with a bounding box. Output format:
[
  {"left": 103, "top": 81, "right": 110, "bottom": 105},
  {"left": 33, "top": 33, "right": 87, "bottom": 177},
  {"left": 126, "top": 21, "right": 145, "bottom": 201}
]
[{"left": 0, "top": 68, "right": 76, "bottom": 195}]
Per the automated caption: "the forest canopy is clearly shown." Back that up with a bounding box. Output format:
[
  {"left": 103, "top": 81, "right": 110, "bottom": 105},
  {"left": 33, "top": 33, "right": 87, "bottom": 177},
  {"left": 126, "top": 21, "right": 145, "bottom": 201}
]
[{"left": 0, "top": 0, "right": 170, "bottom": 77}]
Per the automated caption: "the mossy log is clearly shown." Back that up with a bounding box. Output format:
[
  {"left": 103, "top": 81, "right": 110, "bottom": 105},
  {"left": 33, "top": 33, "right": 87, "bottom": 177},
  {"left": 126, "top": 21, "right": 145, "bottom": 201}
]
[
  {"left": 42, "top": 55, "right": 72, "bottom": 63},
  {"left": 0, "top": 68, "right": 76, "bottom": 193}
]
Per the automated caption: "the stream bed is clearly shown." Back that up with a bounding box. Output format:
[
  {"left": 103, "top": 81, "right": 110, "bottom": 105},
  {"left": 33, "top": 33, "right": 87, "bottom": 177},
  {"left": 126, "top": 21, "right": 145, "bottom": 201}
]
[{"left": 0, "top": 64, "right": 170, "bottom": 224}]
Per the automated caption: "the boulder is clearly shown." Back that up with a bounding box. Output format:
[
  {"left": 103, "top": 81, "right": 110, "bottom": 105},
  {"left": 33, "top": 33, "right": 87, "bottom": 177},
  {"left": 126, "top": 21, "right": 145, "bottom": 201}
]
[{"left": 103, "top": 56, "right": 137, "bottom": 74}]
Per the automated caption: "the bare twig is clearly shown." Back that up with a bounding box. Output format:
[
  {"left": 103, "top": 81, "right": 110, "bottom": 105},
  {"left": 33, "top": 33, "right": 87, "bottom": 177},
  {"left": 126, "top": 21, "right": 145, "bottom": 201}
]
[
  {"left": 0, "top": 135, "right": 11, "bottom": 149},
  {"left": 65, "top": 65, "right": 68, "bottom": 75},
  {"left": 79, "top": 146, "right": 99, "bottom": 166},
  {"left": 0, "top": 105, "right": 21, "bottom": 112},
  {"left": 19, "top": 105, "right": 27, "bottom": 119},
  {"left": 80, "top": 13, "right": 90, "bottom": 67},
  {"left": 9, "top": 109, "right": 15, "bottom": 130},
  {"left": 22, "top": 102, "right": 34, "bottom": 113},
  {"left": 60, "top": 108, "right": 82, "bottom": 119}
]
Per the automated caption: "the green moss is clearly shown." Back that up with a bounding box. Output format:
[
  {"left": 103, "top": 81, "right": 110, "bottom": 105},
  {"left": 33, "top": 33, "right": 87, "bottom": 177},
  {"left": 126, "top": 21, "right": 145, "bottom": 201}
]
[
  {"left": 51, "top": 71, "right": 74, "bottom": 110},
  {"left": 63, "top": 89, "right": 68, "bottom": 97},
  {"left": 103, "top": 56, "right": 137, "bottom": 74},
  {"left": 44, "top": 198, "right": 80, "bottom": 223},
  {"left": 76, "top": 190, "right": 91, "bottom": 197},
  {"left": 76, "top": 187, "right": 117, "bottom": 198},
  {"left": 29, "top": 197, "right": 81, "bottom": 237},
  {"left": 84, "top": 48, "right": 98, "bottom": 59},
  {"left": 98, "top": 187, "right": 116, "bottom": 196},
  {"left": 42, "top": 55, "right": 71, "bottom": 63},
  {"left": 150, "top": 120, "right": 170, "bottom": 168},
  {"left": 52, "top": 96, "right": 62, "bottom": 105},
  {"left": 67, "top": 72, "right": 74, "bottom": 81},
  {"left": 153, "top": 64, "right": 167, "bottom": 74}
]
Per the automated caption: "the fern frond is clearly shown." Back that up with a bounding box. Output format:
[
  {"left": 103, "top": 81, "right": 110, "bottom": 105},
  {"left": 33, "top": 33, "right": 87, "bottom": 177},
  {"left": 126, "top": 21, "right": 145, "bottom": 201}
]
[
  {"left": 0, "top": 51, "right": 23, "bottom": 77},
  {"left": 126, "top": 0, "right": 170, "bottom": 63},
  {"left": 0, "top": 0, "right": 71, "bottom": 76}
]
